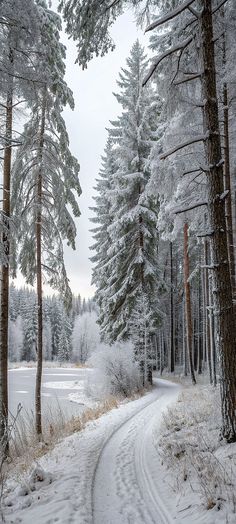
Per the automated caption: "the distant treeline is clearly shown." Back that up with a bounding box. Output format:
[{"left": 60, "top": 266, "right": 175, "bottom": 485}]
[{"left": 9, "top": 285, "right": 96, "bottom": 362}]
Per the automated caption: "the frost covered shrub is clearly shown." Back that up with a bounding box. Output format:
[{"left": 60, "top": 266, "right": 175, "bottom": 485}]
[
  {"left": 157, "top": 387, "right": 236, "bottom": 514},
  {"left": 87, "top": 342, "right": 142, "bottom": 399}
]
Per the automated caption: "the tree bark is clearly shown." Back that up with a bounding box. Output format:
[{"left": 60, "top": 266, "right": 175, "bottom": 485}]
[
  {"left": 169, "top": 241, "right": 175, "bottom": 372},
  {"left": 200, "top": 0, "right": 236, "bottom": 441},
  {"left": 182, "top": 295, "right": 187, "bottom": 376},
  {"left": 204, "top": 240, "right": 213, "bottom": 384},
  {"left": 35, "top": 90, "right": 46, "bottom": 437},
  {"left": 223, "top": 82, "right": 235, "bottom": 298},
  {"left": 197, "top": 249, "right": 203, "bottom": 374},
  {"left": 183, "top": 223, "right": 196, "bottom": 384},
  {"left": 0, "top": 49, "right": 13, "bottom": 454}
]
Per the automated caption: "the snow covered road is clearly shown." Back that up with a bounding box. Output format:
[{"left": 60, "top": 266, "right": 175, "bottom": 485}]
[
  {"left": 93, "top": 380, "right": 178, "bottom": 524},
  {"left": 5, "top": 379, "right": 180, "bottom": 524}
]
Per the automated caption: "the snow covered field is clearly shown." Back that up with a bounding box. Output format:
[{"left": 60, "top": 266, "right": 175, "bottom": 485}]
[
  {"left": 9, "top": 367, "right": 94, "bottom": 421},
  {"left": 4, "top": 379, "right": 180, "bottom": 524},
  {"left": 4, "top": 378, "right": 236, "bottom": 524}
]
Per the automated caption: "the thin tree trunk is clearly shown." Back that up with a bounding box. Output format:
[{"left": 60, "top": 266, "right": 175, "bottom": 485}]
[
  {"left": 223, "top": 82, "right": 235, "bottom": 298},
  {"left": 170, "top": 241, "right": 175, "bottom": 372},
  {"left": 201, "top": 241, "right": 206, "bottom": 372},
  {"left": 182, "top": 295, "right": 187, "bottom": 376},
  {"left": 35, "top": 90, "right": 46, "bottom": 437},
  {"left": 208, "top": 275, "right": 217, "bottom": 386},
  {"left": 197, "top": 252, "right": 203, "bottom": 374},
  {"left": 0, "top": 50, "right": 13, "bottom": 453},
  {"left": 200, "top": 0, "right": 236, "bottom": 441},
  {"left": 183, "top": 223, "right": 196, "bottom": 384},
  {"left": 204, "top": 240, "right": 213, "bottom": 384}
]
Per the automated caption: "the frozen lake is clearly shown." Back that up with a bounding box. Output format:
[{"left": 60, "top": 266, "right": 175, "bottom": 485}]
[{"left": 9, "top": 367, "right": 93, "bottom": 421}]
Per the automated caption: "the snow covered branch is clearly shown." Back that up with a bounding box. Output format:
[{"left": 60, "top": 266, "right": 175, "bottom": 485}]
[
  {"left": 174, "top": 72, "right": 202, "bottom": 86},
  {"left": 174, "top": 201, "right": 208, "bottom": 215},
  {"left": 143, "top": 37, "right": 193, "bottom": 86},
  {"left": 145, "top": 0, "right": 195, "bottom": 32},
  {"left": 212, "top": 0, "right": 229, "bottom": 15},
  {"left": 181, "top": 168, "right": 203, "bottom": 177},
  {"left": 160, "top": 133, "right": 208, "bottom": 160}
]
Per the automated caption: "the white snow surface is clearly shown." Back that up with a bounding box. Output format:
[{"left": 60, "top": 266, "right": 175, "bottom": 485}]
[
  {"left": 4, "top": 379, "right": 180, "bottom": 524},
  {"left": 6, "top": 379, "right": 233, "bottom": 524}
]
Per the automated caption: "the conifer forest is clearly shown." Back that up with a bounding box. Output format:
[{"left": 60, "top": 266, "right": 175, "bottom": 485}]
[{"left": 1, "top": 1, "right": 236, "bottom": 523}]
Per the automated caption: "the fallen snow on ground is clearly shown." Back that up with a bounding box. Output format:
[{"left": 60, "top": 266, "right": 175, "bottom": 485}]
[
  {"left": 155, "top": 384, "right": 236, "bottom": 524},
  {"left": 4, "top": 379, "right": 180, "bottom": 524},
  {"left": 5, "top": 379, "right": 234, "bottom": 524}
]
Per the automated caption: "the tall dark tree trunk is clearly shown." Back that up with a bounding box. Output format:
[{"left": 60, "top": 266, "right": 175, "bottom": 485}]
[
  {"left": 223, "top": 82, "right": 235, "bottom": 298},
  {"left": 0, "top": 50, "right": 13, "bottom": 453},
  {"left": 170, "top": 241, "right": 175, "bottom": 372},
  {"left": 200, "top": 0, "right": 236, "bottom": 441},
  {"left": 35, "top": 90, "right": 46, "bottom": 437},
  {"left": 183, "top": 223, "right": 196, "bottom": 385}
]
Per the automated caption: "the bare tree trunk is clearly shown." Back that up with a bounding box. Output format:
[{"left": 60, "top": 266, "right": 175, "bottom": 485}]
[
  {"left": 208, "top": 275, "right": 217, "bottom": 387},
  {"left": 170, "top": 241, "right": 175, "bottom": 372},
  {"left": 197, "top": 250, "right": 203, "bottom": 374},
  {"left": 223, "top": 82, "right": 235, "bottom": 298},
  {"left": 35, "top": 90, "right": 46, "bottom": 437},
  {"left": 182, "top": 295, "right": 187, "bottom": 376},
  {"left": 183, "top": 223, "right": 196, "bottom": 384},
  {"left": 0, "top": 51, "right": 13, "bottom": 453},
  {"left": 200, "top": 0, "right": 236, "bottom": 441},
  {"left": 204, "top": 240, "right": 213, "bottom": 384}
]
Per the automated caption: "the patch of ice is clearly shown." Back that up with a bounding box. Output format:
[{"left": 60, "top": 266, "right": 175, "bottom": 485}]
[{"left": 43, "top": 380, "right": 85, "bottom": 390}]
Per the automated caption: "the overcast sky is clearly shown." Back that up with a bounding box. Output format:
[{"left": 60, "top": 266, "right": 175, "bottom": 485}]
[{"left": 59, "top": 8, "right": 149, "bottom": 298}]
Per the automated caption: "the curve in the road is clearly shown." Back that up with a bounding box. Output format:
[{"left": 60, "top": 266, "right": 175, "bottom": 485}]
[{"left": 92, "top": 380, "right": 180, "bottom": 524}]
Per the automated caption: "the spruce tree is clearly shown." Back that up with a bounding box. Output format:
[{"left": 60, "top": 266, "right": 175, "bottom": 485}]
[{"left": 91, "top": 41, "right": 162, "bottom": 354}]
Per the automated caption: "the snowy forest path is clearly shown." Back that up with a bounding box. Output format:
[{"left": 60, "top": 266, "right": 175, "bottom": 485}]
[
  {"left": 4, "top": 379, "right": 180, "bottom": 524},
  {"left": 92, "top": 379, "right": 180, "bottom": 524}
]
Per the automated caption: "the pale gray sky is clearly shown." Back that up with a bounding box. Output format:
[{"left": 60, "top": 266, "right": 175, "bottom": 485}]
[{"left": 60, "top": 9, "right": 149, "bottom": 298}]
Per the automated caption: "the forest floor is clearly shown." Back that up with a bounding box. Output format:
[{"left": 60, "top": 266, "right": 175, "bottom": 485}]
[{"left": 3, "top": 378, "right": 236, "bottom": 524}]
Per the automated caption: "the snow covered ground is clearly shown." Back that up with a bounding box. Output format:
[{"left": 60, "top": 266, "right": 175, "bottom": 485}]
[
  {"left": 9, "top": 367, "right": 95, "bottom": 422},
  {"left": 4, "top": 379, "right": 180, "bottom": 523},
  {"left": 4, "top": 378, "right": 236, "bottom": 524}
]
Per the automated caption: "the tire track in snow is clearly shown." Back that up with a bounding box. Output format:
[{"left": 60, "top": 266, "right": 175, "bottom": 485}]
[{"left": 92, "top": 380, "right": 179, "bottom": 524}]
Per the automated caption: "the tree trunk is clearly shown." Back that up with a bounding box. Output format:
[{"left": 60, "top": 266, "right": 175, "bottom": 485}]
[
  {"left": 200, "top": 0, "right": 236, "bottom": 441},
  {"left": 182, "top": 295, "right": 187, "bottom": 376},
  {"left": 0, "top": 51, "right": 13, "bottom": 453},
  {"left": 204, "top": 240, "right": 213, "bottom": 384},
  {"left": 183, "top": 223, "right": 196, "bottom": 385},
  {"left": 169, "top": 241, "right": 175, "bottom": 372},
  {"left": 223, "top": 82, "right": 235, "bottom": 298},
  {"left": 35, "top": 90, "right": 46, "bottom": 437},
  {"left": 197, "top": 250, "right": 203, "bottom": 375}
]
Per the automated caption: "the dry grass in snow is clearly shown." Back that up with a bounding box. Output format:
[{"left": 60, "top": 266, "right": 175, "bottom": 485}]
[{"left": 156, "top": 384, "right": 236, "bottom": 523}]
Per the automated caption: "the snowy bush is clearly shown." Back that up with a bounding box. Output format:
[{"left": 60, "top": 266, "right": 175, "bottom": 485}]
[
  {"left": 87, "top": 342, "right": 142, "bottom": 399},
  {"left": 156, "top": 386, "right": 236, "bottom": 516}
]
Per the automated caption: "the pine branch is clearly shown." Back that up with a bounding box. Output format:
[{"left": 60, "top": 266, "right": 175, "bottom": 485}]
[
  {"left": 174, "top": 200, "right": 208, "bottom": 214},
  {"left": 145, "top": 0, "right": 195, "bottom": 32},
  {"left": 160, "top": 133, "right": 208, "bottom": 160},
  {"left": 174, "top": 72, "right": 202, "bottom": 85},
  {"left": 143, "top": 36, "right": 193, "bottom": 86}
]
